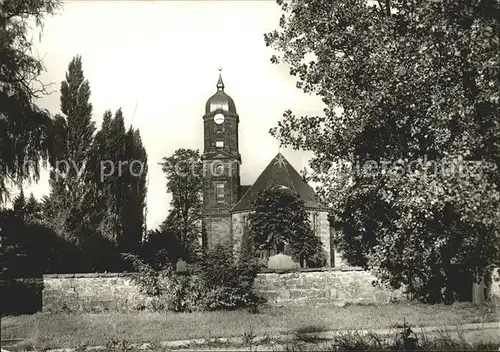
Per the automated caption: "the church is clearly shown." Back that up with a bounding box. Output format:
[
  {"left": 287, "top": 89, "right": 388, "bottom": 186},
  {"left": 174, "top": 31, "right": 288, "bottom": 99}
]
[{"left": 201, "top": 72, "right": 334, "bottom": 267}]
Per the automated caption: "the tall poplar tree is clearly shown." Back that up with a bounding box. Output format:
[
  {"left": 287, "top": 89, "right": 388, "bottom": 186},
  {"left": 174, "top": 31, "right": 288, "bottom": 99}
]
[
  {"left": 43, "top": 55, "right": 96, "bottom": 245},
  {"left": 88, "top": 109, "right": 148, "bottom": 252},
  {"left": 121, "top": 126, "right": 148, "bottom": 251}
]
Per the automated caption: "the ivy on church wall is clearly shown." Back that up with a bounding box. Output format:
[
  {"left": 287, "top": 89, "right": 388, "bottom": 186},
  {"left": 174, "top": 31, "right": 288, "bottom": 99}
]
[{"left": 246, "top": 187, "right": 326, "bottom": 268}]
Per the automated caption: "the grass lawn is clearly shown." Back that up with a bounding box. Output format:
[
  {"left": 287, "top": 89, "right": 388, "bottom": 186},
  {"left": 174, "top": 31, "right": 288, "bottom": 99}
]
[{"left": 1, "top": 302, "right": 498, "bottom": 350}]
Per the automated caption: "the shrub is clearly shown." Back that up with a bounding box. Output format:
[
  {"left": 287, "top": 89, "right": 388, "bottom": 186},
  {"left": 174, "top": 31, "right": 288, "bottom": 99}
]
[
  {"left": 123, "top": 245, "right": 264, "bottom": 312},
  {"left": 122, "top": 252, "right": 164, "bottom": 296},
  {"left": 192, "top": 245, "right": 263, "bottom": 311}
]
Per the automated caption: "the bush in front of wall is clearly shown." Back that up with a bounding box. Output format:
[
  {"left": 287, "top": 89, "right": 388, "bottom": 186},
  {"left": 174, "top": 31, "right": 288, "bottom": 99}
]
[
  {"left": 123, "top": 245, "right": 264, "bottom": 312},
  {"left": 193, "top": 245, "right": 264, "bottom": 311}
]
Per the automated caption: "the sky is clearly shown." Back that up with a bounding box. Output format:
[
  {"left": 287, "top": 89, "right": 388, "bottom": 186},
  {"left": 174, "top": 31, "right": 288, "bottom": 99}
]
[{"left": 21, "top": 0, "right": 325, "bottom": 230}]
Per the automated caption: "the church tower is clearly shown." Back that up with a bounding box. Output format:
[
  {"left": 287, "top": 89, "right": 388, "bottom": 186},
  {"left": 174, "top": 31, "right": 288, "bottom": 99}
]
[{"left": 202, "top": 71, "right": 241, "bottom": 249}]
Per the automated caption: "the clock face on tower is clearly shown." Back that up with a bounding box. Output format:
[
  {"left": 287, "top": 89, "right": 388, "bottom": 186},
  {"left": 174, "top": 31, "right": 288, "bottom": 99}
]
[
  {"left": 214, "top": 113, "right": 225, "bottom": 124},
  {"left": 214, "top": 164, "right": 224, "bottom": 175}
]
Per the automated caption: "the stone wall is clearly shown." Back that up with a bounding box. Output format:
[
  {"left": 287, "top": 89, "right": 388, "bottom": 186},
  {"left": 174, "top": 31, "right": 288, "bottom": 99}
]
[
  {"left": 43, "top": 273, "right": 149, "bottom": 312},
  {"left": 41, "top": 269, "right": 406, "bottom": 312},
  {"left": 255, "top": 268, "right": 405, "bottom": 305}
]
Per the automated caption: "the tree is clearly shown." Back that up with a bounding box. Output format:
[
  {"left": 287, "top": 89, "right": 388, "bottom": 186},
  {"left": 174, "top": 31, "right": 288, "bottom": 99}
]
[
  {"left": 266, "top": 0, "right": 500, "bottom": 303},
  {"left": 87, "top": 110, "right": 148, "bottom": 252},
  {"left": 248, "top": 187, "right": 323, "bottom": 267},
  {"left": 0, "top": 0, "right": 62, "bottom": 203},
  {"left": 160, "top": 149, "right": 203, "bottom": 260},
  {"left": 121, "top": 126, "right": 148, "bottom": 251},
  {"left": 87, "top": 109, "right": 125, "bottom": 244},
  {"left": 12, "top": 190, "right": 41, "bottom": 225},
  {"left": 43, "top": 55, "right": 97, "bottom": 247},
  {"left": 139, "top": 228, "right": 188, "bottom": 269},
  {"left": 12, "top": 189, "right": 26, "bottom": 215}
]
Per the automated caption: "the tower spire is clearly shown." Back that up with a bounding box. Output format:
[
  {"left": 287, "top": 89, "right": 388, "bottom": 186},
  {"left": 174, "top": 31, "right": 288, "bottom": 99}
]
[{"left": 217, "top": 67, "right": 224, "bottom": 90}]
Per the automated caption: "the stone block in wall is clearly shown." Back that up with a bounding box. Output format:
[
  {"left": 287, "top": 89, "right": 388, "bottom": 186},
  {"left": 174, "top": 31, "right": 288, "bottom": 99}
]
[
  {"left": 327, "top": 288, "right": 338, "bottom": 300},
  {"left": 258, "top": 290, "right": 280, "bottom": 302},
  {"left": 273, "top": 272, "right": 301, "bottom": 286},
  {"left": 282, "top": 277, "right": 302, "bottom": 289},
  {"left": 278, "top": 289, "right": 291, "bottom": 300},
  {"left": 289, "top": 289, "right": 326, "bottom": 300},
  {"left": 374, "top": 291, "right": 390, "bottom": 304},
  {"left": 74, "top": 273, "right": 97, "bottom": 278},
  {"left": 301, "top": 275, "right": 328, "bottom": 290},
  {"left": 98, "top": 273, "right": 119, "bottom": 277}
]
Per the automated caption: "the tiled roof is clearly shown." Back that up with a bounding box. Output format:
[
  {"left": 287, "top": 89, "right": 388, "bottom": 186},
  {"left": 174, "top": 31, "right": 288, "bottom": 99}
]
[
  {"left": 239, "top": 185, "right": 252, "bottom": 199},
  {"left": 231, "top": 153, "right": 325, "bottom": 212}
]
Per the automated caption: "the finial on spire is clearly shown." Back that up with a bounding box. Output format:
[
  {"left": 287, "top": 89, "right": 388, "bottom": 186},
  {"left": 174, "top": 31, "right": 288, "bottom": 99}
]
[{"left": 217, "top": 66, "right": 224, "bottom": 90}]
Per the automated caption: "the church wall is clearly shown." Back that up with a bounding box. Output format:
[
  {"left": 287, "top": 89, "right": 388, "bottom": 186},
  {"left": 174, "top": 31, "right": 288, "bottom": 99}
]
[
  {"left": 308, "top": 210, "right": 331, "bottom": 267},
  {"left": 231, "top": 212, "right": 247, "bottom": 256},
  {"left": 329, "top": 227, "right": 350, "bottom": 268},
  {"left": 204, "top": 215, "right": 232, "bottom": 249},
  {"left": 232, "top": 210, "right": 332, "bottom": 267}
]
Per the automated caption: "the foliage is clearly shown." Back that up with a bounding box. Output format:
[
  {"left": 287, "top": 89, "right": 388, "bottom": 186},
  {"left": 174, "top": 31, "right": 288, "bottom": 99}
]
[
  {"left": 121, "top": 252, "right": 165, "bottom": 296},
  {"left": 87, "top": 109, "right": 148, "bottom": 252},
  {"left": 0, "top": 209, "right": 89, "bottom": 277},
  {"left": 12, "top": 190, "right": 42, "bottom": 225},
  {"left": 248, "top": 187, "right": 323, "bottom": 267},
  {"left": 0, "top": 0, "right": 62, "bottom": 203},
  {"left": 141, "top": 228, "right": 190, "bottom": 268},
  {"left": 121, "top": 126, "right": 148, "bottom": 250},
  {"left": 266, "top": 0, "right": 500, "bottom": 302},
  {"left": 42, "top": 55, "right": 97, "bottom": 247},
  {"left": 38, "top": 57, "right": 145, "bottom": 272},
  {"left": 12, "top": 189, "right": 27, "bottom": 215},
  {"left": 3, "top": 209, "right": 130, "bottom": 275},
  {"left": 124, "top": 245, "right": 263, "bottom": 312},
  {"left": 160, "top": 149, "right": 203, "bottom": 259},
  {"left": 191, "top": 246, "right": 263, "bottom": 311}
]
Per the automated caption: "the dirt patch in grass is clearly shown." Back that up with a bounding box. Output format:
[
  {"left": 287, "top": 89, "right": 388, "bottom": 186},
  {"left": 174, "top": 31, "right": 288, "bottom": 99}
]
[{"left": 1, "top": 301, "right": 498, "bottom": 350}]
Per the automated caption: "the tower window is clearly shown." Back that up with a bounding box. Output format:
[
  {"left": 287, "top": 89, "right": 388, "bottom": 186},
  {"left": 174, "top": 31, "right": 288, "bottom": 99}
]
[
  {"left": 216, "top": 183, "right": 225, "bottom": 203},
  {"left": 216, "top": 141, "right": 224, "bottom": 148}
]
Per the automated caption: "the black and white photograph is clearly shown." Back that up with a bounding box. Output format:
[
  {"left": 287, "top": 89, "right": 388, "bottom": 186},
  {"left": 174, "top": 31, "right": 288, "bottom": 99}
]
[{"left": 1, "top": 0, "right": 499, "bottom": 350}]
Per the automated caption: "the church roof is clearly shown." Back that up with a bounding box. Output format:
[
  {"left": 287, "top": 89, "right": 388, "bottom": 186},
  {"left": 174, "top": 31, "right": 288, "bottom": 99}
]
[
  {"left": 239, "top": 185, "right": 252, "bottom": 197},
  {"left": 205, "top": 72, "right": 237, "bottom": 114},
  {"left": 231, "top": 153, "right": 325, "bottom": 213}
]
